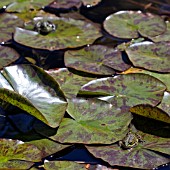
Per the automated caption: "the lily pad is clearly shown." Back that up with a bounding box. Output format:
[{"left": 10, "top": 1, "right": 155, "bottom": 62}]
[
  {"left": 50, "top": 98, "right": 132, "bottom": 144},
  {"left": 0, "top": 46, "right": 20, "bottom": 69},
  {"left": 65, "top": 45, "right": 130, "bottom": 75},
  {"left": 150, "top": 21, "right": 170, "bottom": 42},
  {"left": 44, "top": 160, "right": 86, "bottom": 170},
  {"left": 1, "top": 0, "right": 53, "bottom": 12},
  {"left": 103, "top": 11, "right": 166, "bottom": 39},
  {"left": 0, "top": 13, "right": 24, "bottom": 43},
  {"left": 125, "top": 41, "right": 170, "bottom": 72},
  {"left": 47, "top": 68, "right": 95, "bottom": 99},
  {"left": 86, "top": 132, "right": 170, "bottom": 169},
  {"left": 80, "top": 73, "right": 166, "bottom": 107},
  {"left": 14, "top": 16, "right": 102, "bottom": 50},
  {"left": 0, "top": 65, "right": 67, "bottom": 128},
  {"left": 130, "top": 104, "right": 170, "bottom": 124}
]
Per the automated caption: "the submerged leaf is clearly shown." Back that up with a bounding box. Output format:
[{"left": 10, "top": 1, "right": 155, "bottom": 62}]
[{"left": 51, "top": 98, "right": 132, "bottom": 144}]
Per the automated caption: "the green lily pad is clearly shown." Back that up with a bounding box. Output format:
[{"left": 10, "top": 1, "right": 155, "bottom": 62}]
[
  {"left": 44, "top": 161, "right": 86, "bottom": 170},
  {"left": 103, "top": 11, "right": 166, "bottom": 39},
  {"left": 65, "top": 45, "right": 130, "bottom": 75},
  {"left": 14, "top": 16, "right": 102, "bottom": 50},
  {"left": 158, "top": 92, "right": 170, "bottom": 117},
  {"left": 50, "top": 98, "right": 132, "bottom": 144},
  {"left": 0, "top": 13, "right": 24, "bottom": 43},
  {"left": 0, "top": 46, "right": 20, "bottom": 69},
  {"left": 150, "top": 21, "right": 170, "bottom": 42},
  {"left": 47, "top": 68, "right": 95, "bottom": 99},
  {"left": 80, "top": 73, "right": 166, "bottom": 107},
  {"left": 125, "top": 41, "right": 170, "bottom": 72},
  {"left": 0, "top": 138, "right": 41, "bottom": 163},
  {"left": 130, "top": 104, "right": 170, "bottom": 124},
  {"left": 1, "top": 0, "right": 53, "bottom": 12},
  {"left": 86, "top": 132, "right": 170, "bottom": 169},
  {"left": 0, "top": 65, "right": 67, "bottom": 128},
  {"left": 27, "top": 138, "right": 71, "bottom": 158}
]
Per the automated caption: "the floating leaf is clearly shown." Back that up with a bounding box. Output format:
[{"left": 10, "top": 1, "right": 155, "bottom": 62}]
[
  {"left": 65, "top": 45, "right": 130, "bottom": 75},
  {"left": 0, "top": 46, "right": 20, "bottom": 69},
  {"left": 125, "top": 41, "right": 170, "bottom": 73},
  {"left": 14, "top": 16, "right": 102, "bottom": 50},
  {"left": 80, "top": 73, "right": 166, "bottom": 107},
  {"left": 0, "top": 65, "right": 67, "bottom": 128},
  {"left": 103, "top": 11, "right": 166, "bottom": 39},
  {"left": 51, "top": 98, "right": 132, "bottom": 144},
  {"left": 47, "top": 68, "right": 95, "bottom": 99},
  {"left": 130, "top": 104, "right": 170, "bottom": 124},
  {"left": 44, "top": 161, "right": 86, "bottom": 170},
  {"left": 86, "top": 132, "right": 170, "bottom": 169},
  {"left": 0, "top": 13, "right": 24, "bottom": 43}
]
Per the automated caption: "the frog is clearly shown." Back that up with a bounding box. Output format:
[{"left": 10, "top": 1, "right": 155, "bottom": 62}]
[
  {"left": 119, "top": 130, "right": 142, "bottom": 149},
  {"left": 34, "top": 20, "right": 56, "bottom": 35}
]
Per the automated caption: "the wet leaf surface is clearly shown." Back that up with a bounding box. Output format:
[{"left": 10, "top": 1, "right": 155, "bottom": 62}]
[
  {"left": 0, "top": 13, "right": 24, "bottom": 43},
  {"left": 130, "top": 104, "right": 170, "bottom": 124},
  {"left": 50, "top": 98, "right": 132, "bottom": 144},
  {"left": 80, "top": 73, "right": 166, "bottom": 107},
  {"left": 47, "top": 68, "right": 95, "bottom": 99},
  {"left": 0, "top": 65, "right": 67, "bottom": 128},
  {"left": 103, "top": 11, "right": 166, "bottom": 39},
  {"left": 65, "top": 45, "right": 130, "bottom": 75},
  {"left": 44, "top": 160, "right": 86, "bottom": 170},
  {"left": 14, "top": 16, "right": 102, "bottom": 50},
  {"left": 86, "top": 132, "right": 170, "bottom": 169},
  {"left": 125, "top": 41, "right": 170, "bottom": 72},
  {"left": 0, "top": 46, "right": 20, "bottom": 69}
]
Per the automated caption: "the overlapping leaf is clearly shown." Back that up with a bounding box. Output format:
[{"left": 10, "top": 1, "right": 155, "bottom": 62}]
[
  {"left": 0, "top": 65, "right": 67, "bottom": 128},
  {"left": 0, "top": 46, "right": 20, "bottom": 69},
  {"left": 65, "top": 45, "right": 130, "bottom": 75},
  {"left": 50, "top": 98, "right": 132, "bottom": 144},
  {"left": 80, "top": 73, "right": 166, "bottom": 107},
  {"left": 14, "top": 16, "right": 102, "bottom": 50},
  {"left": 103, "top": 11, "right": 166, "bottom": 39},
  {"left": 125, "top": 41, "right": 170, "bottom": 73},
  {"left": 47, "top": 68, "right": 95, "bottom": 98},
  {"left": 0, "top": 13, "right": 24, "bottom": 43},
  {"left": 86, "top": 132, "right": 170, "bottom": 169}
]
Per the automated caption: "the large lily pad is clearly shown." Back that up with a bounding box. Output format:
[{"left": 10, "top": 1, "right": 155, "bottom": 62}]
[
  {"left": 0, "top": 46, "right": 20, "bottom": 69},
  {"left": 14, "top": 16, "right": 102, "bottom": 50},
  {"left": 130, "top": 104, "right": 170, "bottom": 124},
  {"left": 86, "top": 132, "right": 170, "bottom": 169},
  {"left": 44, "top": 161, "right": 86, "bottom": 170},
  {"left": 103, "top": 11, "right": 166, "bottom": 39},
  {"left": 50, "top": 98, "right": 132, "bottom": 144},
  {"left": 125, "top": 41, "right": 170, "bottom": 73},
  {"left": 47, "top": 68, "right": 95, "bottom": 99},
  {"left": 0, "top": 138, "right": 41, "bottom": 164},
  {"left": 0, "top": 65, "right": 67, "bottom": 128},
  {"left": 80, "top": 73, "right": 166, "bottom": 107},
  {"left": 0, "top": 13, "right": 24, "bottom": 43},
  {"left": 65, "top": 45, "right": 130, "bottom": 75}
]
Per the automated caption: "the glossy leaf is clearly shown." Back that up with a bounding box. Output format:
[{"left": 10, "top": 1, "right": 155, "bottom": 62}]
[
  {"left": 47, "top": 68, "right": 95, "bottom": 99},
  {"left": 44, "top": 161, "right": 86, "bottom": 170},
  {"left": 86, "top": 132, "right": 170, "bottom": 169},
  {"left": 126, "top": 41, "right": 170, "bottom": 73},
  {"left": 0, "top": 13, "right": 24, "bottom": 43},
  {"left": 80, "top": 73, "right": 166, "bottom": 107},
  {"left": 0, "top": 65, "right": 67, "bottom": 128},
  {"left": 51, "top": 98, "right": 132, "bottom": 144},
  {"left": 0, "top": 46, "right": 20, "bottom": 69},
  {"left": 65, "top": 45, "right": 130, "bottom": 75},
  {"left": 130, "top": 104, "right": 170, "bottom": 124},
  {"left": 14, "top": 16, "right": 102, "bottom": 50},
  {"left": 103, "top": 11, "right": 166, "bottom": 39}
]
